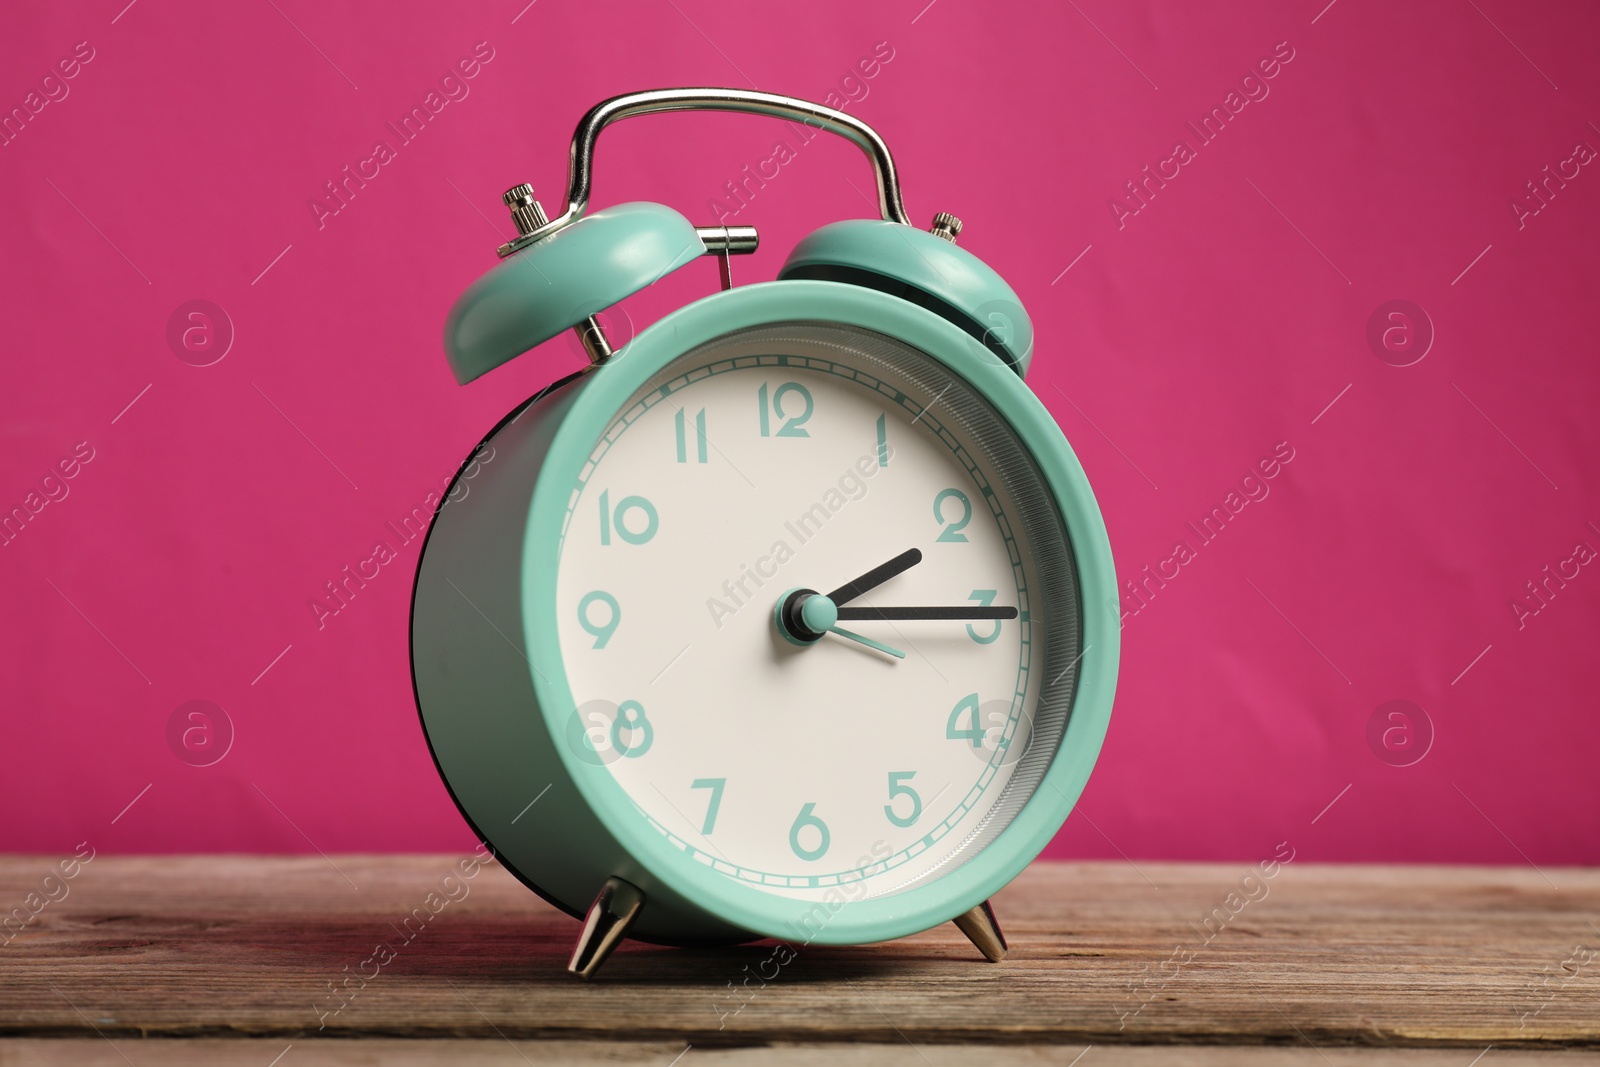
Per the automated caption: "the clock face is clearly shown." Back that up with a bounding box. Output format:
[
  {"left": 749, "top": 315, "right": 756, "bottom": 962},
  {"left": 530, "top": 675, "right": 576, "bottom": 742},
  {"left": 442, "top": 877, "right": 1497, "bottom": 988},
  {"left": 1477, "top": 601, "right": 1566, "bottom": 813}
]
[{"left": 554, "top": 322, "right": 1082, "bottom": 904}]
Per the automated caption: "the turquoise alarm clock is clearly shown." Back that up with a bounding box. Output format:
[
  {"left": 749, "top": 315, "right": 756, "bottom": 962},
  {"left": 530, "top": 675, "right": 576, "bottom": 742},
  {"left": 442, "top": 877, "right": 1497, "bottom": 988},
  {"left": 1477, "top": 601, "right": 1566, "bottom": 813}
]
[{"left": 410, "top": 89, "right": 1118, "bottom": 977}]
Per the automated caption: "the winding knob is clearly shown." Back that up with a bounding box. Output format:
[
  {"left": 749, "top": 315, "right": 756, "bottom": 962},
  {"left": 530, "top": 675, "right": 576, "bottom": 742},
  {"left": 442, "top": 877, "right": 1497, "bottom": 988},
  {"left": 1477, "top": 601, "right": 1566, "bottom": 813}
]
[
  {"left": 503, "top": 183, "right": 550, "bottom": 237},
  {"left": 930, "top": 212, "right": 963, "bottom": 242}
]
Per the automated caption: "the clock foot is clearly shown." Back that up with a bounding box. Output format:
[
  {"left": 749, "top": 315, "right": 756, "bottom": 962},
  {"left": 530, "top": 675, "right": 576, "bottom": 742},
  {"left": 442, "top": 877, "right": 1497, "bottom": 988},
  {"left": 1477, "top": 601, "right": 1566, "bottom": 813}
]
[
  {"left": 952, "top": 899, "right": 1008, "bottom": 962},
  {"left": 568, "top": 877, "right": 645, "bottom": 978}
]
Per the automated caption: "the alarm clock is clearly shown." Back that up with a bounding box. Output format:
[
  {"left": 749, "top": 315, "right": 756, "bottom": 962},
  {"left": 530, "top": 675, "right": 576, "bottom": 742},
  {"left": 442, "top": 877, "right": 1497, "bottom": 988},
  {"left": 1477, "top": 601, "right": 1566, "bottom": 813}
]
[{"left": 410, "top": 88, "right": 1118, "bottom": 977}]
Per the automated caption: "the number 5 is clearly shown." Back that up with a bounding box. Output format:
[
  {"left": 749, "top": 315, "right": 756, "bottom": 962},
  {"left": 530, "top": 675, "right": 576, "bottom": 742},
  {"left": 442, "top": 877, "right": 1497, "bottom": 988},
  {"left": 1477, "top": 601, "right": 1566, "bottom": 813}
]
[{"left": 884, "top": 771, "right": 922, "bottom": 828}]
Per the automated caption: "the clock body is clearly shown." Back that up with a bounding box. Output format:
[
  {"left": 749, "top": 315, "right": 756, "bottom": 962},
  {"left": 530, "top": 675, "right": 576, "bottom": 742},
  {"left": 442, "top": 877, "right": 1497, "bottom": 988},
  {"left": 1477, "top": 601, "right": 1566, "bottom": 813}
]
[{"left": 410, "top": 278, "right": 1119, "bottom": 946}]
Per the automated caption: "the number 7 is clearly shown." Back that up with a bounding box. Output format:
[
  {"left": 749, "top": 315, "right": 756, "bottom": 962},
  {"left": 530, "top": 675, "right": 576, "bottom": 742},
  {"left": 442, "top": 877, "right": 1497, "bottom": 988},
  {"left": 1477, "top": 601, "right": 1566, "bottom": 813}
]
[{"left": 691, "top": 777, "right": 726, "bottom": 835}]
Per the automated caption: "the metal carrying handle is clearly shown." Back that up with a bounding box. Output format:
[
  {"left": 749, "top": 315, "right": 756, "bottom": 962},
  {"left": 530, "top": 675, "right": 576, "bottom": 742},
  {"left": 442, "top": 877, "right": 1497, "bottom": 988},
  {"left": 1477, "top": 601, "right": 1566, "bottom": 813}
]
[{"left": 507, "top": 88, "right": 912, "bottom": 250}]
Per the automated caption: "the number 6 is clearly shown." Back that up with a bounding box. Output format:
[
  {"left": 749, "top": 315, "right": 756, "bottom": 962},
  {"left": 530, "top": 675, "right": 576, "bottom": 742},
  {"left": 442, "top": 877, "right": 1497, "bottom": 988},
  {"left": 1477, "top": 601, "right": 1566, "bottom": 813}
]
[{"left": 789, "top": 802, "right": 830, "bottom": 860}]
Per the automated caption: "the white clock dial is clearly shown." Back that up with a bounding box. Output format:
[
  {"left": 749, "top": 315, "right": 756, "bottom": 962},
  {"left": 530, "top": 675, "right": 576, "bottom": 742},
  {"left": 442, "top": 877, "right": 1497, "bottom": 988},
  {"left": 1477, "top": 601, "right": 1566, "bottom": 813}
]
[{"left": 555, "top": 324, "right": 1081, "bottom": 903}]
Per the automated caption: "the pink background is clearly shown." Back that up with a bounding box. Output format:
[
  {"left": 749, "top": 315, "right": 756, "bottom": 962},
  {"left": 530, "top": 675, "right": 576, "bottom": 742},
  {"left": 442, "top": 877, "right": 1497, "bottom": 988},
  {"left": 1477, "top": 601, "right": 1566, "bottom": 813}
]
[{"left": 4, "top": 0, "right": 1597, "bottom": 869}]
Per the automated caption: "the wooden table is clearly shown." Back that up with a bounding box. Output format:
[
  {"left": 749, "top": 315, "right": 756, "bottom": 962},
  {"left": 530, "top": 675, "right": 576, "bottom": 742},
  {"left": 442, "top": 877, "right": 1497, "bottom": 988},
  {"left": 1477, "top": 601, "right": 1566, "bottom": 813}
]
[{"left": 2, "top": 856, "right": 1597, "bottom": 1064}]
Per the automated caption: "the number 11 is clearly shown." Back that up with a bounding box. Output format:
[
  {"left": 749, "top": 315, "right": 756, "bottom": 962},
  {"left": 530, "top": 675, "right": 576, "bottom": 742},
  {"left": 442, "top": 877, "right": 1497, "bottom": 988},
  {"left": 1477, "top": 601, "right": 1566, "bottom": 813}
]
[{"left": 675, "top": 408, "right": 708, "bottom": 464}]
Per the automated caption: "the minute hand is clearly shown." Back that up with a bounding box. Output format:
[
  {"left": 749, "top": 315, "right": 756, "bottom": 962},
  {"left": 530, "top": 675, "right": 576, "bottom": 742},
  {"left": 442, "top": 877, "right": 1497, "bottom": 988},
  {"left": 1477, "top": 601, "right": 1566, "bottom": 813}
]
[{"left": 835, "top": 605, "right": 1019, "bottom": 621}]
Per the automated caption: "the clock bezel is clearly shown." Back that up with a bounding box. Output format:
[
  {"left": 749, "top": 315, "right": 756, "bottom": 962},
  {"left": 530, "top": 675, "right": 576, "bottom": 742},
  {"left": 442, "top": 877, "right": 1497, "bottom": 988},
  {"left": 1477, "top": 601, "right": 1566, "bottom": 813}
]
[{"left": 522, "top": 279, "right": 1119, "bottom": 944}]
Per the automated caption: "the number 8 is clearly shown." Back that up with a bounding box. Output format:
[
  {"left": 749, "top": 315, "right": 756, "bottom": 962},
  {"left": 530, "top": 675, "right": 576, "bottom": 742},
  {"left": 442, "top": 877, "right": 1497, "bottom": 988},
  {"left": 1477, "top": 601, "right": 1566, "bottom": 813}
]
[{"left": 610, "top": 700, "right": 653, "bottom": 758}]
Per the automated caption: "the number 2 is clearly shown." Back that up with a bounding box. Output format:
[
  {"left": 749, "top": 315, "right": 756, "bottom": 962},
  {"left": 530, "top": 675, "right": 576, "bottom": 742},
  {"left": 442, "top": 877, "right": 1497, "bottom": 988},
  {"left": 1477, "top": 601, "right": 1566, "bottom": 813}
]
[{"left": 934, "top": 488, "right": 972, "bottom": 542}]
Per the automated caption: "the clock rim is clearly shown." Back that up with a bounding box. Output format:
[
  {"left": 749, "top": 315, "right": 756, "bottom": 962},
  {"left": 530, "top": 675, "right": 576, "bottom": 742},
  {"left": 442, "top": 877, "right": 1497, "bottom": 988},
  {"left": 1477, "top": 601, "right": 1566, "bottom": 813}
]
[{"left": 523, "top": 279, "right": 1120, "bottom": 944}]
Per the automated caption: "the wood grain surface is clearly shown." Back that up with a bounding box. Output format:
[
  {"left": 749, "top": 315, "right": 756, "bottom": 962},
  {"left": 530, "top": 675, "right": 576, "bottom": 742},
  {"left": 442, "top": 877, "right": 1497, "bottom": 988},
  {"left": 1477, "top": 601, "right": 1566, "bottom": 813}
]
[
  {"left": 2, "top": 1041, "right": 1600, "bottom": 1066},
  {"left": 1, "top": 856, "right": 1596, "bottom": 1057}
]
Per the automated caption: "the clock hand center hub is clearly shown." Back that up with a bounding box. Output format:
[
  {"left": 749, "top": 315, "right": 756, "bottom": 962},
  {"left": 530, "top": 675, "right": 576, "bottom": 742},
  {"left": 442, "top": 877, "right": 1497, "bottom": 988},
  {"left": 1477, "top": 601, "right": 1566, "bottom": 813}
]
[
  {"left": 799, "top": 593, "right": 838, "bottom": 634},
  {"left": 776, "top": 587, "right": 831, "bottom": 644},
  {"left": 776, "top": 587, "right": 906, "bottom": 659}
]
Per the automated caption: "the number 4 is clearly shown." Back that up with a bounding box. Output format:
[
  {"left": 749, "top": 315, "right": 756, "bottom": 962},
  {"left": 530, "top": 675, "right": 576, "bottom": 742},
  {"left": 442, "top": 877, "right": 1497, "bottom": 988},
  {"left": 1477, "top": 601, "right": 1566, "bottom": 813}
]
[{"left": 946, "top": 693, "right": 984, "bottom": 746}]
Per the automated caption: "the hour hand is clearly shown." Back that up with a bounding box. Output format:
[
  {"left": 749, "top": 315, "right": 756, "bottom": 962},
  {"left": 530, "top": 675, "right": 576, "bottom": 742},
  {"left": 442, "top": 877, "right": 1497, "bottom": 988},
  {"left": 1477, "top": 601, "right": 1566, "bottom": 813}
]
[{"left": 827, "top": 548, "right": 922, "bottom": 605}]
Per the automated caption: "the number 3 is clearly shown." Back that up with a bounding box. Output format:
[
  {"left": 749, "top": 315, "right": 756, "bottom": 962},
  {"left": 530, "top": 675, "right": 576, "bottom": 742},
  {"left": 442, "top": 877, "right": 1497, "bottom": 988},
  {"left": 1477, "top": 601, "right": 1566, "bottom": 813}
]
[{"left": 966, "top": 590, "right": 1001, "bottom": 643}]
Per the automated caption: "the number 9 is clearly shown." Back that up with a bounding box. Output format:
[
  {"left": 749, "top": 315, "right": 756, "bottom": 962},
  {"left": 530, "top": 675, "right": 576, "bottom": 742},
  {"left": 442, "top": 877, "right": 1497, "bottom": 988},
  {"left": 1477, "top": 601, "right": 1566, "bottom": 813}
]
[{"left": 578, "top": 590, "right": 620, "bottom": 648}]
